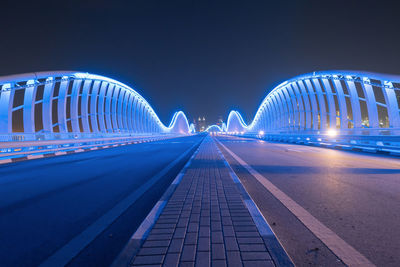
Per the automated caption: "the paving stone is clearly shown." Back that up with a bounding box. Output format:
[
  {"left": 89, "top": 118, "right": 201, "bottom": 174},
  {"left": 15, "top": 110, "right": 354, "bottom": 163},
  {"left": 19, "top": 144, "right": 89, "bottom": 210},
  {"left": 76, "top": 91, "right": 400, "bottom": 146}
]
[
  {"left": 147, "top": 233, "right": 172, "bottom": 241},
  {"left": 179, "top": 261, "right": 195, "bottom": 267},
  {"left": 241, "top": 251, "right": 272, "bottom": 261},
  {"left": 200, "top": 217, "right": 211, "bottom": 226},
  {"left": 233, "top": 225, "right": 259, "bottom": 232},
  {"left": 212, "top": 243, "right": 226, "bottom": 260},
  {"left": 132, "top": 255, "right": 164, "bottom": 265},
  {"left": 233, "top": 221, "right": 255, "bottom": 226},
  {"left": 222, "top": 225, "right": 235, "bottom": 237},
  {"left": 238, "top": 244, "right": 267, "bottom": 252},
  {"left": 173, "top": 227, "right": 186, "bottom": 239},
  {"left": 162, "top": 253, "right": 180, "bottom": 267},
  {"left": 237, "top": 237, "right": 264, "bottom": 244},
  {"left": 212, "top": 259, "right": 227, "bottom": 267},
  {"left": 243, "top": 260, "right": 275, "bottom": 267},
  {"left": 142, "top": 240, "right": 170, "bottom": 248},
  {"left": 199, "top": 226, "right": 210, "bottom": 237},
  {"left": 226, "top": 251, "right": 242, "bottom": 267},
  {"left": 211, "top": 231, "right": 224, "bottom": 244},
  {"left": 153, "top": 223, "right": 176, "bottom": 229},
  {"left": 184, "top": 232, "right": 198, "bottom": 245},
  {"left": 221, "top": 217, "right": 233, "bottom": 226},
  {"left": 181, "top": 244, "right": 196, "bottom": 261},
  {"left": 197, "top": 237, "right": 210, "bottom": 252},
  {"left": 235, "top": 231, "right": 260, "bottom": 237},
  {"left": 195, "top": 251, "right": 211, "bottom": 267},
  {"left": 211, "top": 221, "right": 222, "bottom": 231},
  {"left": 137, "top": 247, "right": 168, "bottom": 256},
  {"left": 168, "top": 238, "right": 184, "bottom": 253},
  {"left": 224, "top": 236, "right": 239, "bottom": 251},
  {"left": 187, "top": 222, "right": 199, "bottom": 232},
  {"left": 177, "top": 217, "right": 189, "bottom": 227},
  {"left": 150, "top": 228, "right": 175, "bottom": 234}
]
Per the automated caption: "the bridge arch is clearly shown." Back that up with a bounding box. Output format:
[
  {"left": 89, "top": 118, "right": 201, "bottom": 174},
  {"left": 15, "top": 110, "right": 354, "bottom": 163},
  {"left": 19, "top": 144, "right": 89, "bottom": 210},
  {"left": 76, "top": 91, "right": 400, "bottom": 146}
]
[
  {"left": 226, "top": 71, "right": 400, "bottom": 137},
  {"left": 0, "top": 71, "right": 192, "bottom": 141}
]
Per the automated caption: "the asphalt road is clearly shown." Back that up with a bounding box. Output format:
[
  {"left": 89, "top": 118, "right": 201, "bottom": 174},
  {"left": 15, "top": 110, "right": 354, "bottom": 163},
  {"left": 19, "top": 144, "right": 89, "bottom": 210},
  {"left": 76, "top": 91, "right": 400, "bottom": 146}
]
[
  {"left": 0, "top": 135, "right": 204, "bottom": 267},
  {"left": 216, "top": 135, "right": 400, "bottom": 267}
]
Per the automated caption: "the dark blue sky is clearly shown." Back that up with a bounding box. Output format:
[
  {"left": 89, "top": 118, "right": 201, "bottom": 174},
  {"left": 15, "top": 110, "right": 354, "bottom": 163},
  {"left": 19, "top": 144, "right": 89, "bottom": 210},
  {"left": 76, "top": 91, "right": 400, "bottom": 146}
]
[{"left": 1, "top": 0, "right": 400, "bottom": 124}]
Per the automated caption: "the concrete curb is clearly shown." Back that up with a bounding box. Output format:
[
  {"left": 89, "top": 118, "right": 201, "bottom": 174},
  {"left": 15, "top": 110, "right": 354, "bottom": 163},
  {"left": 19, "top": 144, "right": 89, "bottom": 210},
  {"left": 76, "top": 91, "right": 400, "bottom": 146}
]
[{"left": 214, "top": 138, "right": 294, "bottom": 267}]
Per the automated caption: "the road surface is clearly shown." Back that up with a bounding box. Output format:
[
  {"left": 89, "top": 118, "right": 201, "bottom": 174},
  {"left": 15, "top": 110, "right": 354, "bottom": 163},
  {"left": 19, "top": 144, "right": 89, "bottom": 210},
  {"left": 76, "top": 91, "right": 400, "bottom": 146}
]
[
  {"left": 217, "top": 135, "right": 400, "bottom": 267},
  {"left": 0, "top": 135, "right": 204, "bottom": 267}
]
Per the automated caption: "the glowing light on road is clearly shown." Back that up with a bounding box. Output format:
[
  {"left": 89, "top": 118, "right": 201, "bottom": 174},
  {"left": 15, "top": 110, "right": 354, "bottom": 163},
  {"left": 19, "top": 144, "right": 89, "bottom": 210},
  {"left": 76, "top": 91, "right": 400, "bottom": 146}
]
[
  {"left": 327, "top": 129, "right": 337, "bottom": 137},
  {"left": 258, "top": 130, "right": 265, "bottom": 136}
]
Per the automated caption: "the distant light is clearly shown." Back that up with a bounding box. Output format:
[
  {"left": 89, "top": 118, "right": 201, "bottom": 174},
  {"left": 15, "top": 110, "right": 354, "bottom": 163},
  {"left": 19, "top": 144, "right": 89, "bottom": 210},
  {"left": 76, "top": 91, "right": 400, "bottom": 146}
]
[
  {"left": 258, "top": 130, "right": 265, "bottom": 136},
  {"left": 240, "top": 131, "right": 244, "bottom": 135},
  {"left": 327, "top": 129, "right": 337, "bottom": 137}
]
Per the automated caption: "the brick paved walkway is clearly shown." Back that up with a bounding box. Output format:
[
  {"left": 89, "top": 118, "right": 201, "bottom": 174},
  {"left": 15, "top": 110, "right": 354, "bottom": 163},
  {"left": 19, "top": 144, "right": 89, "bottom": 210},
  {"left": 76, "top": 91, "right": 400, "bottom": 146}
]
[{"left": 129, "top": 136, "right": 278, "bottom": 267}]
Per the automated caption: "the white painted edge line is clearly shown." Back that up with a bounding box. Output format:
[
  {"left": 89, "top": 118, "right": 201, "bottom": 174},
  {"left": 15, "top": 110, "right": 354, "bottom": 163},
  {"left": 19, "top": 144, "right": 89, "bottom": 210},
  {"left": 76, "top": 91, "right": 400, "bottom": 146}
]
[
  {"left": 27, "top": 154, "right": 44, "bottom": 159},
  {"left": 39, "top": 140, "right": 201, "bottom": 267},
  {"left": 216, "top": 138, "right": 376, "bottom": 267},
  {"left": 0, "top": 158, "right": 12, "bottom": 164},
  {"left": 111, "top": 143, "right": 203, "bottom": 267},
  {"left": 55, "top": 151, "right": 67, "bottom": 156}
]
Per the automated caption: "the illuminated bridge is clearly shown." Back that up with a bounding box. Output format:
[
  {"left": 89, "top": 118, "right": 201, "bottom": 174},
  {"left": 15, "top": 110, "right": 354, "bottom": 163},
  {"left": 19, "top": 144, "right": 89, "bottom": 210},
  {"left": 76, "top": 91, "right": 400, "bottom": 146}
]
[
  {"left": 1, "top": 71, "right": 400, "bottom": 267},
  {"left": 223, "top": 71, "right": 400, "bottom": 153}
]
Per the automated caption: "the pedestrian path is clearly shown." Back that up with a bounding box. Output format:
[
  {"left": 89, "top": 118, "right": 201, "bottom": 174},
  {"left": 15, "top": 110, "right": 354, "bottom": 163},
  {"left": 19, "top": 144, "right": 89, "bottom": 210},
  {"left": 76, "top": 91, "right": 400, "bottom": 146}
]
[{"left": 117, "top": 135, "right": 292, "bottom": 266}]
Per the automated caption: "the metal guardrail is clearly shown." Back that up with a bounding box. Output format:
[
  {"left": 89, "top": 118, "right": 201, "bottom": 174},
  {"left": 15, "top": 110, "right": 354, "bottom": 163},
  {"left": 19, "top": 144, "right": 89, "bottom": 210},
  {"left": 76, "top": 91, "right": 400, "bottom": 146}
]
[
  {"left": 222, "top": 132, "right": 400, "bottom": 156},
  {"left": 0, "top": 134, "right": 184, "bottom": 163}
]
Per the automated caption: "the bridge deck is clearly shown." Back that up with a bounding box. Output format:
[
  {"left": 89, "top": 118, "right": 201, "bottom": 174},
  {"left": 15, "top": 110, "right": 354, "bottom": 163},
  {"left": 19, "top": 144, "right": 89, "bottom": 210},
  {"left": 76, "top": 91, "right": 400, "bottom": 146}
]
[{"left": 119, "top": 136, "right": 291, "bottom": 267}]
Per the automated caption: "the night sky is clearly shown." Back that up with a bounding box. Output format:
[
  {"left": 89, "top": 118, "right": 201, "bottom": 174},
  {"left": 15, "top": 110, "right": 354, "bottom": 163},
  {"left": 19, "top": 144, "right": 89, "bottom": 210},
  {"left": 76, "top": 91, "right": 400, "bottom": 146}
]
[{"left": 1, "top": 0, "right": 400, "bottom": 125}]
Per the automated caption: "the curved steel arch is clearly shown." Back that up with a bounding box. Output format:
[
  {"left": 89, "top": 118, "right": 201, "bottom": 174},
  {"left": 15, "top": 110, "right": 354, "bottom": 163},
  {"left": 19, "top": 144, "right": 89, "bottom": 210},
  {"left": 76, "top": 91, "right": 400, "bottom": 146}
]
[
  {"left": 205, "top": 124, "right": 223, "bottom": 132},
  {"left": 0, "top": 71, "right": 192, "bottom": 141},
  {"left": 226, "top": 70, "right": 400, "bottom": 137}
]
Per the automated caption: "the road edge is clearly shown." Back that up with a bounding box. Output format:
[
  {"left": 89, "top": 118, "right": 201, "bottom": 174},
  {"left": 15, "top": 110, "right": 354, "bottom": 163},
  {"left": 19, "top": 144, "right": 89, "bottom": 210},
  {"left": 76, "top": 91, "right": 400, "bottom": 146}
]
[
  {"left": 214, "top": 137, "right": 294, "bottom": 267},
  {"left": 111, "top": 137, "right": 204, "bottom": 267}
]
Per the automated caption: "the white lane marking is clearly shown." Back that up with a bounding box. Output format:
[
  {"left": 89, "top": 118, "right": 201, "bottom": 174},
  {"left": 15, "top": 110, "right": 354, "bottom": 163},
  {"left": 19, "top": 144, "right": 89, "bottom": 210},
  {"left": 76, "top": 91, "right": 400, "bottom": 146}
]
[
  {"left": 27, "top": 154, "right": 44, "bottom": 159},
  {"left": 39, "top": 141, "right": 199, "bottom": 267},
  {"left": 0, "top": 158, "right": 12, "bottom": 164},
  {"left": 286, "top": 149, "right": 303, "bottom": 153},
  {"left": 55, "top": 151, "right": 67, "bottom": 156},
  {"left": 216, "top": 139, "right": 375, "bottom": 267}
]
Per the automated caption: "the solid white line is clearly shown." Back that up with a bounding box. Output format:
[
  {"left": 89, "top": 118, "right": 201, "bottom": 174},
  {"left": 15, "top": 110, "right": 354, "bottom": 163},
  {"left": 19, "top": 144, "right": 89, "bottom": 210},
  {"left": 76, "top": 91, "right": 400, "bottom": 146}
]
[
  {"left": 216, "top": 139, "right": 375, "bottom": 267},
  {"left": 27, "top": 154, "right": 44, "bottom": 159},
  {"left": 0, "top": 158, "right": 12, "bottom": 164}
]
